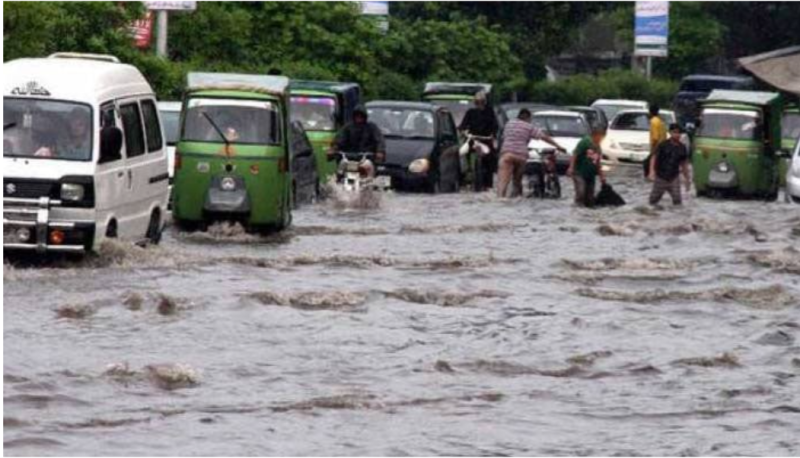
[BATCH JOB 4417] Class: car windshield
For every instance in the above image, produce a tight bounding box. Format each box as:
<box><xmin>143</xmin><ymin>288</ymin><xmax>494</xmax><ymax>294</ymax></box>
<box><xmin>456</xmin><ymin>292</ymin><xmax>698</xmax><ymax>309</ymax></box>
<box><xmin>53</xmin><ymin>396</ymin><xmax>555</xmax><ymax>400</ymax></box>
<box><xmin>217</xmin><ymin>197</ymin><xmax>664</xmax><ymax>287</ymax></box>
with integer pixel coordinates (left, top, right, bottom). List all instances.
<box><xmin>594</xmin><ymin>104</ymin><xmax>640</xmax><ymax>121</ymax></box>
<box><xmin>697</xmin><ymin>111</ymin><xmax>761</xmax><ymax>140</ymax></box>
<box><xmin>160</xmin><ymin>110</ymin><xmax>181</xmax><ymax>146</ymax></box>
<box><xmin>611</xmin><ymin>112</ymin><xmax>650</xmax><ymax>131</ymax></box>
<box><xmin>782</xmin><ymin>112</ymin><xmax>800</xmax><ymax>140</ymax></box>
<box><xmin>4</xmin><ymin>98</ymin><xmax>93</xmax><ymax>161</ymax></box>
<box><xmin>290</xmin><ymin>96</ymin><xmax>336</xmax><ymax>132</ymax></box>
<box><xmin>428</xmin><ymin>100</ymin><xmax>471</xmax><ymax>126</ymax></box>
<box><xmin>533</xmin><ymin>116</ymin><xmax>588</xmax><ymax>137</ymax></box>
<box><xmin>183</xmin><ymin>98</ymin><xmax>280</xmax><ymax>144</ymax></box>
<box><xmin>368</xmin><ymin>108</ymin><xmax>435</xmax><ymax>139</ymax></box>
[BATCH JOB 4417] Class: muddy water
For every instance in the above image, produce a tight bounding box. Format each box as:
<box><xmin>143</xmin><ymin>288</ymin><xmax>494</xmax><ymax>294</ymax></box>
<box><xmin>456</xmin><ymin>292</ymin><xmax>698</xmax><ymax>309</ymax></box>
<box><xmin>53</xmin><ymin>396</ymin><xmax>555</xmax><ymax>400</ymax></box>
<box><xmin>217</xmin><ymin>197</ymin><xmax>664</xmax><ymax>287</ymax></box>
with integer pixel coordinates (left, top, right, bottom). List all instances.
<box><xmin>4</xmin><ymin>166</ymin><xmax>800</xmax><ymax>456</ymax></box>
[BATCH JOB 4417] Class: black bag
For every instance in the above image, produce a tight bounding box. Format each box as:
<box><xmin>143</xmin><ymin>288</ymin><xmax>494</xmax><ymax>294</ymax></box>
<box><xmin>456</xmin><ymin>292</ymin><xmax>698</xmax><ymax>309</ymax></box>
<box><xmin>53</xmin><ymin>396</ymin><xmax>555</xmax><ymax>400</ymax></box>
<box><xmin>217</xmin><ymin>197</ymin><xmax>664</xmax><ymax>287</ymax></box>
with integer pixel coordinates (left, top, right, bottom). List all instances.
<box><xmin>594</xmin><ymin>183</ymin><xmax>626</xmax><ymax>207</ymax></box>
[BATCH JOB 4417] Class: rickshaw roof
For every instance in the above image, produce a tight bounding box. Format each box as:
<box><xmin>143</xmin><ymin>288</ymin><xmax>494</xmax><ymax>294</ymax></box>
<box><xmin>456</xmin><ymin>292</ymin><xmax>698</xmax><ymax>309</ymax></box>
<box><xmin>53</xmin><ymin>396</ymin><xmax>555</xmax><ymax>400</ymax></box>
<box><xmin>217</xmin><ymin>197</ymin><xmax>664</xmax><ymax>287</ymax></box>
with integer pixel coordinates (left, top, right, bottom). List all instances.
<box><xmin>423</xmin><ymin>82</ymin><xmax>492</xmax><ymax>97</ymax></box>
<box><xmin>704</xmin><ymin>90</ymin><xmax>781</xmax><ymax>107</ymax></box>
<box><xmin>290</xmin><ymin>80</ymin><xmax>359</xmax><ymax>95</ymax></box>
<box><xmin>366</xmin><ymin>101</ymin><xmax>439</xmax><ymax>112</ymax></box>
<box><xmin>187</xmin><ymin>72</ymin><xmax>289</xmax><ymax>97</ymax></box>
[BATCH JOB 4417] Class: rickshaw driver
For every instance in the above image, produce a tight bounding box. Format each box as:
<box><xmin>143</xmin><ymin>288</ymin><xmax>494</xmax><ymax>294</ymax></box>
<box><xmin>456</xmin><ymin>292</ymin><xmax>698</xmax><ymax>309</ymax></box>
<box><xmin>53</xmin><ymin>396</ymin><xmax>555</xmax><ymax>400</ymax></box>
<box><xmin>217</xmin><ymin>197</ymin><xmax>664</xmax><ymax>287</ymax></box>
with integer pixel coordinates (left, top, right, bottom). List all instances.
<box><xmin>329</xmin><ymin>105</ymin><xmax>386</xmax><ymax>163</ymax></box>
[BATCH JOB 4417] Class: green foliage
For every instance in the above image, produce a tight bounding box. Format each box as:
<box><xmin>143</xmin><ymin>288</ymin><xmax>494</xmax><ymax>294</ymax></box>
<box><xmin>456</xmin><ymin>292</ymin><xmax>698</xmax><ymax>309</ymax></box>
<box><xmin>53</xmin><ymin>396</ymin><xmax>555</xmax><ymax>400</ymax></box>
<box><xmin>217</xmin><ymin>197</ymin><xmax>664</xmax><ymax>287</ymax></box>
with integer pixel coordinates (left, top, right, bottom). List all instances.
<box><xmin>529</xmin><ymin>69</ymin><xmax>678</xmax><ymax>107</ymax></box>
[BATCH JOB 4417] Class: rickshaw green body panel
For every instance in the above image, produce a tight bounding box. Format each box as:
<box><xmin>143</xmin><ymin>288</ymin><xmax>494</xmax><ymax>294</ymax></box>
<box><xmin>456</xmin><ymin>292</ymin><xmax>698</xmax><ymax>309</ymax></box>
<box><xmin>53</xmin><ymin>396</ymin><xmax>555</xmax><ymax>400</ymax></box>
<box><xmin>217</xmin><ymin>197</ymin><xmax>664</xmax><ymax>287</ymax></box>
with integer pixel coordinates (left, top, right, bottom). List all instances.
<box><xmin>692</xmin><ymin>90</ymin><xmax>784</xmax><ymax>198</ymax></box>
<box><xmin>172</xmin><ymin>78</ymin><xmax>292</xmax><ymax>230</ymax></box>
<box><xmin>290</xmin><ymin>81</ymin><xmax>361</xmax><ymax>185</ymax></box>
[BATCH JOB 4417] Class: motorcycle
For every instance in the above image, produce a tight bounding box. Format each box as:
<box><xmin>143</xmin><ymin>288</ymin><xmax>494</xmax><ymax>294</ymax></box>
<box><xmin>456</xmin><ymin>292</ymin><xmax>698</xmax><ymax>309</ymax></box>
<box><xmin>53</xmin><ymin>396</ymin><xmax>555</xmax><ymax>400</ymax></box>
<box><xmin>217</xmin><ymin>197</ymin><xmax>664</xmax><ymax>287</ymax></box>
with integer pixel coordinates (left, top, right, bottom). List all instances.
<box><xmin>528</xmin><ymin>148</ymin><xmax>562</xmax><ymax>199</ymax></box>
<box><xmin>459</xmin><ymin>133</ymin><xmax>495</xmax><ymax>192</ymax></box>
<box><xmin>335</xmin><ymin>152</ymin><xmax>389</xmax><ymax>193</ymax></box>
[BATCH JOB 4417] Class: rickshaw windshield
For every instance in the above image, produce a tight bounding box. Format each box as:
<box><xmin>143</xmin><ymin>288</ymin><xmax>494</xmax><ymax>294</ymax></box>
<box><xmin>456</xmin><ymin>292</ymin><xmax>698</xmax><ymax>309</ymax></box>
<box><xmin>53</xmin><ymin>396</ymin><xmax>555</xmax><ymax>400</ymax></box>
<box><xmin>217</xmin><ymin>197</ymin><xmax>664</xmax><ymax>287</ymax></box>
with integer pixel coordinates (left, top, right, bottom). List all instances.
<box><xmin>611</xmin><ymin>112</ymin><xmax>650</xmax><ymax>131</ymax></box>
<box><xmin>160</xmin><ymin>110</ymin><xmax>181</xmax><ymax>146</ymax></box>
<box><xmin>4</xmin><ymin>98</ymin><xmax>93</xmax><ymax>161</ymax></box>
<box><xmin>183</xmin><ymin>98</ymin><xmax>280</xmax><ymax>145</ymax></box>
<box><xmin>533</xmin><ymin>116</ymin><xmax>588</xmax><ymax>138</ymax></box>
<box><xmin>369</xmin><ymin>108</ymin><xmax>435</xmax><ymax>139</ymax></box>
<box><xmin>782</xmin><ymin>112</ymin><xmax>800</xmax><ymax>140</ymax></box>
<box><xmin>698</xmin><ymin>109</ymin><xmax>761</xmax><ymax>140</ymax></box>
<box><xmin>290</xmin><ymin>96</ymin><xmax>336</xmax><ymax>132</ymax></box>
<box><xmin>429</xmin><ymin>100</ymin><xmax>471</xmax><ymax>126</ymax></box>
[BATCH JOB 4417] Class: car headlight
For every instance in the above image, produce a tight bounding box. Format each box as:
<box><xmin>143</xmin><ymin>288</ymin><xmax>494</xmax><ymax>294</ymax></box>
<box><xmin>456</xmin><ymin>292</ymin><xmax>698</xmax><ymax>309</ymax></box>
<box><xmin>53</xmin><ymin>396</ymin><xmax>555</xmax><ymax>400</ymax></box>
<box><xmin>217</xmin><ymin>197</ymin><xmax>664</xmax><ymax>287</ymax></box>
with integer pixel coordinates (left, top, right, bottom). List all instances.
<box><xmin>717</xmin><ymin>162</ymin><xmax>730</xmax><ymax>173</ymax></box>
<box><xmin>60</xmin><ymin>183</ymin><xmax>85</xmax><ymax>202</ymax></box>
<box><xmin>408</xmin><ymin>158</ymin><xmax>430</xmax><ymax>174</ymax></box>
<box><xmin>221</xmin><ymin>176</ymin><xmax>237</xmax><ymax>191</ymax></box>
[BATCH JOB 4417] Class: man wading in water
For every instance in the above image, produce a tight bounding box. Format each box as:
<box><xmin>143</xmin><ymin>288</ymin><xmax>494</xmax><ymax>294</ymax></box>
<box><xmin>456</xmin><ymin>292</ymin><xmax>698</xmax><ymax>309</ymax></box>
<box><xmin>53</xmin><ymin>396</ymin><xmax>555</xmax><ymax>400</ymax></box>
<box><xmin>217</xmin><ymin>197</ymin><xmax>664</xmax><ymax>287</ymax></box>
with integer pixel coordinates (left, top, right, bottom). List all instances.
<box><xmin>648</xmin><ymin>123</ymin><xmax>691</xmax><ymax>206</ymax></box>
<box><xmin>567</xmin><ymin>125</ymin><xmax>606</xmax><ymax>207</ymax></box>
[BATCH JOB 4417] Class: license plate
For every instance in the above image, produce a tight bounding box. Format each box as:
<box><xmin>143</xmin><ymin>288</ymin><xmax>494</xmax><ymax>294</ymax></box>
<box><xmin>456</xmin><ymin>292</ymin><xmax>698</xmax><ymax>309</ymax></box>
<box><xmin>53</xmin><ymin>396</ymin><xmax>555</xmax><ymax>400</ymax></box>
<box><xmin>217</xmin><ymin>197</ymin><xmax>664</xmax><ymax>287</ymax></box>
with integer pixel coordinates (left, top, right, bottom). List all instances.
<box><xmin>374</xmin><ymin>176</ymin><xmax>391</xmax><ymax>188</ymax></box>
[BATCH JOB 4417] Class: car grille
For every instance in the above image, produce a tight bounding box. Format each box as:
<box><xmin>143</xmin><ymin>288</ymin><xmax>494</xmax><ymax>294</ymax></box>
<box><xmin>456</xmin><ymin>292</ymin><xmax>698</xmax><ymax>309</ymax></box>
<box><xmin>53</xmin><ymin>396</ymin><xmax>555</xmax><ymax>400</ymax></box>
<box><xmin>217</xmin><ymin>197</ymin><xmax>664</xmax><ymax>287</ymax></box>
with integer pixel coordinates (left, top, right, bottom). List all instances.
<box><xmin>619</xmin><ymin>143</ymin><xmax>649</xmax><ymax>152</ymax></box>
<box><xmin>3</xmin><ymin>179</ymin><xmax>58</xmax><ymax>199</ymax></box>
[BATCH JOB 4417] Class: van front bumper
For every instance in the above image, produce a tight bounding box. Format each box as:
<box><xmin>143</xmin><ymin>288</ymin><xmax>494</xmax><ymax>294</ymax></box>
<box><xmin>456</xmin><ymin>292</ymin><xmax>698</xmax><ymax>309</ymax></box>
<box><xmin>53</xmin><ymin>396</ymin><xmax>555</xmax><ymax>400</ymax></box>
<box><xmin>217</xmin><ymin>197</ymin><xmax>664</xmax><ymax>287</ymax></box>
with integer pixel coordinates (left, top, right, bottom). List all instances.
<box><xmin>787</xmin><ymin>171</ymin><xmax>800</xmax><ymax>203</ymax></box>
<box><xmin>3</xmin><ymin>197</ymin><xmax>95</xmax><ymax>253</ymax></box>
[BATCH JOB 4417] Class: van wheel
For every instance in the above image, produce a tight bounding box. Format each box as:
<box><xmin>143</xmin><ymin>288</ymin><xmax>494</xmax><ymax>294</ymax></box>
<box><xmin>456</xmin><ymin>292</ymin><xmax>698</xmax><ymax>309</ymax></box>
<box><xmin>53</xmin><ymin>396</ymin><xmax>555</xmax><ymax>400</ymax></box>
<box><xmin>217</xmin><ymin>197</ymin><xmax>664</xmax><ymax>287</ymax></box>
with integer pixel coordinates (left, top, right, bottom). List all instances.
<box><xmin>105</xmin><ymin>220</ymin><xmax>118</xmax><ymax>238</ymax></box>
<box><xmin>146</xmin><ymin>210</ymin><xmax>162</xmax><ymax>245</ymax></box>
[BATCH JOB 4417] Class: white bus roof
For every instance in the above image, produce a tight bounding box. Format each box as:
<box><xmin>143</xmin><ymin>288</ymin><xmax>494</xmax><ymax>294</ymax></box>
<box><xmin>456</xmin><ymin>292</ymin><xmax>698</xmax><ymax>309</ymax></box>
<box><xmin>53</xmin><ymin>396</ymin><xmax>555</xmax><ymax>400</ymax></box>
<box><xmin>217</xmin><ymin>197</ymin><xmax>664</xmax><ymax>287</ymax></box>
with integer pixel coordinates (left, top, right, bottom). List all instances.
<box><xmin>4</xmin><ymin>57</ymin><xmax>153</xmax><ymax>105</ymax></box>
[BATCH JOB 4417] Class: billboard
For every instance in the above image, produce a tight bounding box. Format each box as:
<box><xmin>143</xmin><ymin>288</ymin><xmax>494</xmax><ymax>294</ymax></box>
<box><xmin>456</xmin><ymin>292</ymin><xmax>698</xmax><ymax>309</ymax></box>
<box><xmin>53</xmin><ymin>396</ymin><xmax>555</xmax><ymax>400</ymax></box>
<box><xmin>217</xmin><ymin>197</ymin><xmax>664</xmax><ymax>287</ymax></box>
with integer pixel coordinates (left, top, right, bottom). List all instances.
<box><xmin>634</xmin><ymin>1</ymin><xmax>669</xmax><ymax>57</ymax></box>
<box><xmin>360</xmin><ymin>1</ymin><xmax>388</xmax><ymax>33</ymax></box>
<box><xmin>130</xmin><ymin>10</ymin><xmax>154</xmax><ymax>49</ymax></box>
<box><xmin>144</xmin><ymin>1</ymin><xmax>197</xmax><ymax>11</ymax></box>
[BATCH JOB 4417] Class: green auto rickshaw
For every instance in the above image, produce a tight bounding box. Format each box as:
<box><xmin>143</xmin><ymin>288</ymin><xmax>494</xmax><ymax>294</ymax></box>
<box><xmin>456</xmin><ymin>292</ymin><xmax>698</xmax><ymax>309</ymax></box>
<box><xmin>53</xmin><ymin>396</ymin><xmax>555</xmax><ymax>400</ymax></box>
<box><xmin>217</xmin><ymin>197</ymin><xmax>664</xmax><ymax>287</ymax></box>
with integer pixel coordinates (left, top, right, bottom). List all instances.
<box><xmin>692</xmin><ymin>90</ymin><xmax>784</xmax><ymax>200</ymax></box>
<box><xmin>290</xmin><ymin>81</ymin><xmax>361</xmax><ymax>185</ymax></box>
<box><xmin>780</xmin><ymin>104</ymin><xmax>800</xmax><ymax>187</ymax></box>
<box><xmin>172</xmin><ymin>72</ymin><xmax>292</xmax><ymax>232</ymax></box>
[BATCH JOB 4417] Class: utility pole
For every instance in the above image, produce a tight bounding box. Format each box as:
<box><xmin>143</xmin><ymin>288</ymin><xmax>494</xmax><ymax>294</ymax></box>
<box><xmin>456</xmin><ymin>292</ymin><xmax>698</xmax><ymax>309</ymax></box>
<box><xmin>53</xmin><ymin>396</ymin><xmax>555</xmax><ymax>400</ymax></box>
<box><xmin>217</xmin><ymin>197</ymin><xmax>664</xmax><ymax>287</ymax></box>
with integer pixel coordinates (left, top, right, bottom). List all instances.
<box><xmin>156</xmin><ymin>10</ymin><xmax>168</xmax><ymax>58</ymax></box>
<box><xmin>646</xmin><ymin>56</ymin><xmax>652</xmax><ymax>80</ymax></box>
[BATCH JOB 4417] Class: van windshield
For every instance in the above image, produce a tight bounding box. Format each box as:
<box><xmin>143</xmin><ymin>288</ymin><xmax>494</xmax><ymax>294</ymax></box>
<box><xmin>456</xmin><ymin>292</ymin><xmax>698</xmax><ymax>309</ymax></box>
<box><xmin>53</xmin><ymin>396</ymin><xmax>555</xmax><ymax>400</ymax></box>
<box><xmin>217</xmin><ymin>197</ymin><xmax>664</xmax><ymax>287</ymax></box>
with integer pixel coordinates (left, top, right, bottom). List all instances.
<box><xmin>698</xmin><ymin>110</ymin><xmax>761</xmax><ymax>140</ymax></box>
<box><xmin>291</xmin><ymin>96</ymin><xmax>337</xmax><ymax>132</ymax></box>
<box><xmin>782</xmin><ymin>112</ymin><xmax>800</xmax><ymax>140</ymax></box>
<box><xmin>428</xmin><ymin>100</ymin><xmax>471</xmax><ymax>126</ymax></box>
<box><xmin>4</xmin><ymin>98</ymin><xmax>93</xmax><ymax>161</ymax></box>
<box><xmin>183</xmin><ymin>98</ymin><xmax>280</xmax><ymax>145</ymax></box>
<box><xmin>160</xmin><ymin>110</ymin><xmax>181</xmax><ymax>146</ymax></box>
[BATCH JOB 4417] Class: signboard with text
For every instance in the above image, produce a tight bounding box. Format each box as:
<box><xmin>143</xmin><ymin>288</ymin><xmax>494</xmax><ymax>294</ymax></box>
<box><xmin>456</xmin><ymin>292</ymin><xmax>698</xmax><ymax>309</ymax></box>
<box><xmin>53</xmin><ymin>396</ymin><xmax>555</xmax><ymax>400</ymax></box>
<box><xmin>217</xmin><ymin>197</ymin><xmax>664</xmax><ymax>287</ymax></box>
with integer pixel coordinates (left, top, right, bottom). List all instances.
<box><xmin>144</xmin><ymin>1</ymin><xmax>196</xmax><ymax>11</ymax></box>
<box><xmin>634</xmin><ymin>1</ymin><xmax>669</xmax><ymax>57</ymax></box>
<box><xmin>130</xmin><ymin>10</ymin><xmax>154</xmax><ymax>49</ymax></box>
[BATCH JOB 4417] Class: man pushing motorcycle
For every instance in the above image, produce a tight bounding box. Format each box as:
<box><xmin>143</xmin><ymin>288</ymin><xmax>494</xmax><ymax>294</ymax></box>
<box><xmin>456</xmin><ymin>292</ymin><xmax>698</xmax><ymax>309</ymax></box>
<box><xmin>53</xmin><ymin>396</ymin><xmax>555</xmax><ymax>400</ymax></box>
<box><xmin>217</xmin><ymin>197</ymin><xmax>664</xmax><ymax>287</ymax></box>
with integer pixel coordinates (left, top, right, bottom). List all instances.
<box><xmin>458</xmin><ymin>91</ymin><xmax>499</xmax><ymax>191</ymax></box>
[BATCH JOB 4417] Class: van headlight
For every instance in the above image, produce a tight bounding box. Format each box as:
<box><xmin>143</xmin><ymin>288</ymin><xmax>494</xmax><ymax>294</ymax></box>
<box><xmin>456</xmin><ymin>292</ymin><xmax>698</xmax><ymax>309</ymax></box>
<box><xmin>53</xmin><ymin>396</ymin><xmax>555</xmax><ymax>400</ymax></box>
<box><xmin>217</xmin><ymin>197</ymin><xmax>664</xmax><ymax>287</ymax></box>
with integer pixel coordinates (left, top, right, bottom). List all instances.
<box><xmin>221</xmin><ymin>176</ymin><xmax>237</xmax><ymax>191</ymax></box>
<box><xmin>60</xmin><ymin>183</ymin><xmax>85</xmax><ymax>202</ymax></box>
<box><xmin>408</xmin><ymin>158</ymin><xmax>430</xmax><ymax>174</ymax></box>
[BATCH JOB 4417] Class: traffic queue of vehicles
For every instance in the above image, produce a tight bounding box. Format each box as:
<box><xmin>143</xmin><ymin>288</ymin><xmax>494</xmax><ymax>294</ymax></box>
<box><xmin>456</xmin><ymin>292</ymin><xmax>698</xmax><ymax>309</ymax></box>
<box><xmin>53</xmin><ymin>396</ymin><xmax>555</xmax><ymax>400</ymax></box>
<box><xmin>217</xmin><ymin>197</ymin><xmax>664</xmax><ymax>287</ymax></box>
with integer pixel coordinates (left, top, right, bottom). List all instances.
<box><xmin>3</xmin><ymin>54</ymin><xmax>799</xmax><ymax>255</ymax></box>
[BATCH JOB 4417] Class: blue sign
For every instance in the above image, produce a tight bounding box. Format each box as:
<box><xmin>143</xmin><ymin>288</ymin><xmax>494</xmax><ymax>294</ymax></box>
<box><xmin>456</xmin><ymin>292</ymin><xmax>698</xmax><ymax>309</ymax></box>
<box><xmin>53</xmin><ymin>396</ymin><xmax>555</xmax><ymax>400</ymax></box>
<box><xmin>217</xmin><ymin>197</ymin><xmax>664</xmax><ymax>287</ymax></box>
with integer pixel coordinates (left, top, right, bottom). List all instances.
<box><xmin>634</xmin><ymin>1</ymin><xmax>669</xmax><ymax>57</ymax></box>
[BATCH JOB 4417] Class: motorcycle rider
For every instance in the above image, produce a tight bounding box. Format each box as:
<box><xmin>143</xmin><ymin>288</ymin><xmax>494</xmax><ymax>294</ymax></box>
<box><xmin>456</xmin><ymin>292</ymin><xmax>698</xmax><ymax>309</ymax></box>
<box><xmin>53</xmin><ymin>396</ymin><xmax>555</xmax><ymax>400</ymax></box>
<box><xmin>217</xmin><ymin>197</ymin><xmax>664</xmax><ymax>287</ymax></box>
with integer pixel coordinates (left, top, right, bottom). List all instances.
<box><xmin>330</xmin><ymin>105</ymin><xmax>386</xmax><ymax>164</ymax></box>
<box><xmin>458</xmin><ymin>90</ymin><xmax>499</xmax><ymax>191</ymax></box>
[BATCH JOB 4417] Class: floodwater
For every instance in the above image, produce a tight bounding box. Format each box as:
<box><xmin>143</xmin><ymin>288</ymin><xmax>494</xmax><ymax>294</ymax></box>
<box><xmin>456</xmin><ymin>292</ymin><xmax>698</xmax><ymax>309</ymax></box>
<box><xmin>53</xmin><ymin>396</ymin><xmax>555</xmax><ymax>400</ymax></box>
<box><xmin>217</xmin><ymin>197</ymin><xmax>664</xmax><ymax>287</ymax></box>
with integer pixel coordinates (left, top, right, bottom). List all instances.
<box><xmin>4</xmin><ymin>166</ymin><xmax>800</xmax><ymax>456</ymax></box>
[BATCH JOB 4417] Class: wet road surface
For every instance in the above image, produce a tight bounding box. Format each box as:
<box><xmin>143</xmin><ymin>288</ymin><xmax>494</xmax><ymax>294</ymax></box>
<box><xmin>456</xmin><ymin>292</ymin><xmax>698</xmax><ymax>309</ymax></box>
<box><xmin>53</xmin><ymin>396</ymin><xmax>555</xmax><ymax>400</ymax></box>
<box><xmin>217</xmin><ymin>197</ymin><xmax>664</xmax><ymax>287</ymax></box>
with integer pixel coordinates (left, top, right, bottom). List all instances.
<box><xmin>4</xmin><ymin>166</ymin><xmax>800</xmax><ymax>456</ymax></box>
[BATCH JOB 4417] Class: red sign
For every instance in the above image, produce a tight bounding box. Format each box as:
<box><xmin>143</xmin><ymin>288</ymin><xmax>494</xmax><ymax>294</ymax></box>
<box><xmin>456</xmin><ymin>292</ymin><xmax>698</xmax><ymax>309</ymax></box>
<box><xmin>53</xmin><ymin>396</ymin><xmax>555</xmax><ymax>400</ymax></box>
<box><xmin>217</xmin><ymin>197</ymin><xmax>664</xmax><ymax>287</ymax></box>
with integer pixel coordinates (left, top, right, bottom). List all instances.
<box><xmin>130</xmin><ymin>11</ymin><xmax>154</xmax><ymax>49</ymax></box>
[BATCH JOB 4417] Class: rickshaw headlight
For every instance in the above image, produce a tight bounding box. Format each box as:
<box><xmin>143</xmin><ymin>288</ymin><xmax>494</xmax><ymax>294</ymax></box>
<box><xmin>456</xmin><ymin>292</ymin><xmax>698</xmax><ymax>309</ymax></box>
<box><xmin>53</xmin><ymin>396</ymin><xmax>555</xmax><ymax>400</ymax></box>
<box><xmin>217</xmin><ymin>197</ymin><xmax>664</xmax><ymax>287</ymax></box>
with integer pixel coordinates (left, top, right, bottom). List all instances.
<box><xmin>408</xmin><ymin>158</ymin><xmax>430</xmax><ymax>174</ymax></box>
<box><xmin>717</xmin><ymin>162</ymin><xmax>730</xmax><ymax>173</ymax></box>
<box><xmin>220</xmin><ymin>176</ymin><xmax>237</xmax><ymax>191</ymax></box>
<box><xmin>60</xmin><ymin>183</ymin><xmax>85</xmax><ymax>202</ymax></box>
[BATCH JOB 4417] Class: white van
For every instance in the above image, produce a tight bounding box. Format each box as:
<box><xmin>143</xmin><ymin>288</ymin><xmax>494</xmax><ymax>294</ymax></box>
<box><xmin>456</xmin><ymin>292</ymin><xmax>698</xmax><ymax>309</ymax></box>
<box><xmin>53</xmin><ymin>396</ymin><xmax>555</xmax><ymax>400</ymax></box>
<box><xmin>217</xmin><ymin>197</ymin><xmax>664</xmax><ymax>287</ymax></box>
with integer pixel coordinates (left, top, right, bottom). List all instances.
<box><xmin>3</xmin><ymin>53</ymin><xmax>169</xmax><ymax>253</ymax></box>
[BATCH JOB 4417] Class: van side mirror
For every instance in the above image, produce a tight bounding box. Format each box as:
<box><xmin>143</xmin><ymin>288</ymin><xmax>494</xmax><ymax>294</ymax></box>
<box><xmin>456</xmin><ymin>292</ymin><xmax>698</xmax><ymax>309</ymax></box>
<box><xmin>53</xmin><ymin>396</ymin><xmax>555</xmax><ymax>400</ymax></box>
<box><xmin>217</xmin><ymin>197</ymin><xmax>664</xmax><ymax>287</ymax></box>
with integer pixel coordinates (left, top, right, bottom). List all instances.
<box><xmin>99</xmin><ymin>126</ymin><xmax>123</xmax><ymax>164</ymax></box>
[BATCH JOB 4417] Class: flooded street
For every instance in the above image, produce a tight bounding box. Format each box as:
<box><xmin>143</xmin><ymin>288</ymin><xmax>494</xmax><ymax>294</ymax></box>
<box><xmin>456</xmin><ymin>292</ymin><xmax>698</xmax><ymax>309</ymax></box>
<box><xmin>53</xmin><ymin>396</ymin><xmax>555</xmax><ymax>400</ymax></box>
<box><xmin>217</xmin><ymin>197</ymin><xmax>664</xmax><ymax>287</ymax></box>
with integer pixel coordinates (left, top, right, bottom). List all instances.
<box><xmin>4</xmin><ymin>166</ymin><xmax>800</xmax><ymax>456</ymax></box>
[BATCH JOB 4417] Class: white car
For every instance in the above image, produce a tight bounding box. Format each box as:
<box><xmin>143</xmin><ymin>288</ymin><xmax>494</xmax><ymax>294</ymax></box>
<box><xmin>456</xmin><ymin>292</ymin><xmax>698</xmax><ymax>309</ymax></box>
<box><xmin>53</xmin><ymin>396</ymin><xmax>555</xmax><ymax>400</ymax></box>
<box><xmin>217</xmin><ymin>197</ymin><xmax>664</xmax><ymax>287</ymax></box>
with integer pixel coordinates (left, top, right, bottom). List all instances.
<box><xmin>787</xmin><ymin>135</ymin><xmax>800</xmax><ymax>203</ymax></box>
<box><xmin>601</xmin><ymin>109</ymin><xmax>680</xmax><ymax>163</ymax></box>
<box><xmin>527</xmin><ymin>110</ymin><xmax>590</xmax><ymax>173</ymax></box>
<box><xmin>591</xmin><ymin>99</ymin><xmax>648</xmax><ymax>123</ymax></box>
<box><xmin>4</xmin><ymin>53</ymin><xmax>169</xmax><ymax>253</ymax></box>
<box><xmin>157</xmin><ymin>101</ymin><xmax>181</xmax><ymax>185</ymax></box>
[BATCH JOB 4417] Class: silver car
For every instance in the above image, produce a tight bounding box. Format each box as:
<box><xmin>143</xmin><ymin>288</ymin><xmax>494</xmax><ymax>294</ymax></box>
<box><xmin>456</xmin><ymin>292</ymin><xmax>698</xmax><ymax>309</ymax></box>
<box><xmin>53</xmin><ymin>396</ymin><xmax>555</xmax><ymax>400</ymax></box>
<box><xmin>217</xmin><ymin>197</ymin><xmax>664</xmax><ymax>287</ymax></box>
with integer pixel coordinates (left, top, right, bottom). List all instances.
<box><xmin>787</xmin><ymin>135</ymin><xmax>800</xmax><ymax>203</ymax></box>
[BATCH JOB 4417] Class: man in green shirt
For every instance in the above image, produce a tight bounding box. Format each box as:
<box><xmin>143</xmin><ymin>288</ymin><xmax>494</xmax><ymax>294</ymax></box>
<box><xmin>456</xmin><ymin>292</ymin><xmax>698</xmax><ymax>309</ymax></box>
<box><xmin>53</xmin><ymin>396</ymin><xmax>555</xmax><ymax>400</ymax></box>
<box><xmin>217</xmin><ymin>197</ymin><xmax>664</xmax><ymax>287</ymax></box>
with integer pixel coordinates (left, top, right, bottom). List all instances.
<box><xmin>567</xmin><ymin>125</ymin><xmax>606</xmax><ymax>207</ymax></box>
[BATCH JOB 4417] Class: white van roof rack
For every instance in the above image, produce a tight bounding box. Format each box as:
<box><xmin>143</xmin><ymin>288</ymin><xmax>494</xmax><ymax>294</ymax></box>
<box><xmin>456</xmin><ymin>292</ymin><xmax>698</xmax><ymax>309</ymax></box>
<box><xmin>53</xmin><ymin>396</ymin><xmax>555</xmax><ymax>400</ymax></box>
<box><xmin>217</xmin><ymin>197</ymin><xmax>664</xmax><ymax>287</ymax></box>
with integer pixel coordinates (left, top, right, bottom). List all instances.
<box><xmin>48</xmin><ymin>52</ymin><xmax>121</xmax><ymax>63</ymax></box>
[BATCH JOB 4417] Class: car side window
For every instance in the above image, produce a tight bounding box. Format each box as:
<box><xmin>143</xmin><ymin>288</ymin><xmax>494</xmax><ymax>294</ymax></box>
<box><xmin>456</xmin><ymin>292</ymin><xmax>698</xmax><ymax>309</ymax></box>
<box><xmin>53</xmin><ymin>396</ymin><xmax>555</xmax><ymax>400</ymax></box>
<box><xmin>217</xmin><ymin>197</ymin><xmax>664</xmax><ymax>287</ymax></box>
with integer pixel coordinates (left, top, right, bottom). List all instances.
<box><xmin>140</xmin><ymin>99</ymin><xmax>164</xmax><ymax>153</ymax></box>
<box><xmin>120</xmin><ymin>103</ymin><xmax>145</xmax><ymax>158</ymax></box>
<box><xmin>440</xmin><ymin>112</ymin><xmax>455</xmax><ymax>139</ymax></box>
